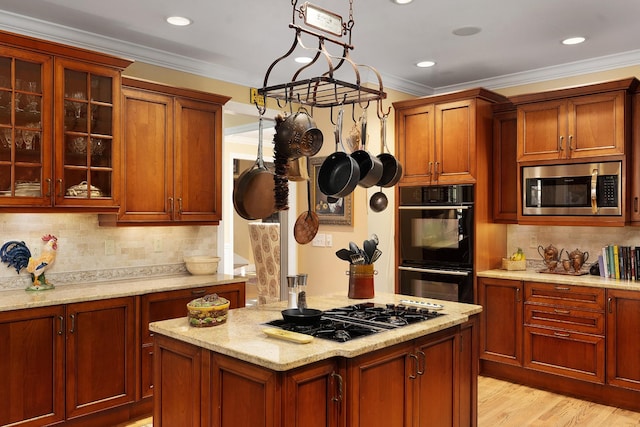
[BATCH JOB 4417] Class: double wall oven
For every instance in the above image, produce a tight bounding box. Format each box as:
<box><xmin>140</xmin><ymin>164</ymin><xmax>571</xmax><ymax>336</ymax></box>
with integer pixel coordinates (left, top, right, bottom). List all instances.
<box><xmin>397</xmin><ymin>185</ymin><xmax>474</xmax><ymax>303</ymax></box>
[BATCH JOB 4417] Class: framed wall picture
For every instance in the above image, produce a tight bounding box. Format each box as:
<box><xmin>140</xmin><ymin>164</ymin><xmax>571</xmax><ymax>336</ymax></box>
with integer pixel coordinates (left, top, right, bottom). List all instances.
<box><xmin>309</xmin><ymin>156</ymin><xmax>353</xmax><ymax>226</ymax></box>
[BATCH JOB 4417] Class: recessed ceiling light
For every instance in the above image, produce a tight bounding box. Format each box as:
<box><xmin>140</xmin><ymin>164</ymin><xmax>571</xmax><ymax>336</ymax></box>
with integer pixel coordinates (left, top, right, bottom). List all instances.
<box><xmin>294</xmin><ymin>56</ymin><xmax>313</xmax><ymax>64</ymax></box>
<box><xmin>391</xmin><ymin>0</ymin><xmax>413</xmax><ymax>4</ymax></box>
<box><xmin>166</xmin><ymin>16</ymin><xmax>192</xmax><ymax>26</ymax></box>
<box><xmin>562</xmin><ymin>36</ymin><xmax>586</xmax><ymax>45</ymax></box>
<box><xmin>416</xmin><ymin>61</ymin><xmax>436</xmax><ymax>68</ymax></box>
<box><xmin>452</xmin><ymin>26</ymin><xmax>482</xmax><ymax>37</ymax></box>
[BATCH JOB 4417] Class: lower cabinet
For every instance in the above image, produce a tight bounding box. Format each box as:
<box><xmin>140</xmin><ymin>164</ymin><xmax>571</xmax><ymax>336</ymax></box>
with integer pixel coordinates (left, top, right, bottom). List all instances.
<box><xmin>153</xmin><ymin>318</ymin><xmax>478</xmax><ymax>427</ymax></box>
<box><xmin>606</xmin><ymin>289</ymin><xmax>640</xmax><ymax>391</ymax></box>
<box><xmin>0</xmin><ymin>297</ymin><xmax>135</xmax><ymax>426</ymax></box>
<box><xmin>139</xmin><ymin>282</ymin><xmax>245</xmax><ymax>399</ymax></box>
<box><xmin>479</xmin><ymin>277</ymin><xmax>640</xmax><ymax>412</ymax></box>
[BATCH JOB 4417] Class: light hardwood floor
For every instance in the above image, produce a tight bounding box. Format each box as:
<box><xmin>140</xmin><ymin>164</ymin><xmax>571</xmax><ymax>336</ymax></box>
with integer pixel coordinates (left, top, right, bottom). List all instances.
<box><xmin>478</xmin><ymin>376</ymin><xmax>640</xmax><ymax>426</ymax></box>
<box><xmin>122</xmin><ymin>376</ymin><xmax>640</xmax><ymax>426</ymax></box>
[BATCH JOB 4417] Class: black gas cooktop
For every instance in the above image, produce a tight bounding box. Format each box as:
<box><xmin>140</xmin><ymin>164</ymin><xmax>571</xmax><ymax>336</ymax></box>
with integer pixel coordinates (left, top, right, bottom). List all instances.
<box><xmin>264</xmin><ymin>302</ymin><xmax>445</xmax><ymax>343</ymax></box>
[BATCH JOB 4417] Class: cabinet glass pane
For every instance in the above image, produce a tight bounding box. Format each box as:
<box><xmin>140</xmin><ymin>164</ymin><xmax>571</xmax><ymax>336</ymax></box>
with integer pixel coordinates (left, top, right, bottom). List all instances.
<box><xmin>0</xmin><ymin>57</ymin><xmax>10</xmax><ymax>88</ymax></box>
<box><xmin>90</xmin><ymin>75</ymin><xmax>112</xmax><ymax>103</ymax></box>
<box><xmin>65</xmin><ymin>135</ymin><xmax>89</xmax><ymax>167</ymax></box>
<box><xmin>91</xmin><ymin>170</ymin><xmax>111</xmax><ymax>198</ymax></box>
<box><xmin>0</xmin><ymin>89</ymin><xmax>10</xmax><ymax>124</ymax></box>
<box><xmin>0</xmin><ymin>164</ymin><xmax>10</xmax><ymax>194</ymax></box>
<box><xmin>90</xmin><ymin>137</ymin><xmax>111</xmax><ymax>167</ymax></box>
<box><xmin>15</xmin><ymin>166</ymin><xmax>42</xmax><ymax>196</ymax></box>
<box><xmin>91</xmin><ymin>104</ymin><xmax>112</xmax><ymax>136</ymax></box>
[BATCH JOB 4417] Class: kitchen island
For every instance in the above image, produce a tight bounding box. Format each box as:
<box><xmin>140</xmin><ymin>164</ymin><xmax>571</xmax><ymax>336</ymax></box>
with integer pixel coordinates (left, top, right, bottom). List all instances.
<box><xmin>149</xmin><ymin>293</ymin><xmax>482</xmax><ymax>427</ymax></box>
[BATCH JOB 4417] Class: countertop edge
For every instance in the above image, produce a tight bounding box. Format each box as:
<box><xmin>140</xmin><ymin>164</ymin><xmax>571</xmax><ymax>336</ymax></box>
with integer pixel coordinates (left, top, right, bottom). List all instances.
<box><xmin>0</xmin><ymin>274</ymin><xmax>246</xmax><ymax>312</ymax></box>
<box><xmin>477</xmin><ymin>269</ymin><xmax>640</xmax><ymax>291</ymax></box>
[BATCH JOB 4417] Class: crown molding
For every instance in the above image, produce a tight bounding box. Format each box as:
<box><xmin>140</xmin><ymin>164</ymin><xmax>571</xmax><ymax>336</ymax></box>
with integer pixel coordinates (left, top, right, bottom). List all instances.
<box><xmin>1</xmin><ymin>10</ymin><xmax>639</xmax><ymax>98</ymax></box>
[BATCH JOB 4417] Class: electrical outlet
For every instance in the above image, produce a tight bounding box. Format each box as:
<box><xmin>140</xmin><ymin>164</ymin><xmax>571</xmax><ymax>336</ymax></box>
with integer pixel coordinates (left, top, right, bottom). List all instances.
<box><xmin>325</xmin><ymin>234</ymin><xmax>333</xmax><ymax>247</ymax></box>
<box><xmin>153</xmin><ymin>238</ymin><xmax>162</xmax><ymax>252</ymax></box>
<box><xmin>529</xmin><ymin>235</ymin><xmax>537</xmax><ymax>249</ymax></box>
<box><xmin>105</xmin><ymin>240</ymin><xmax>115</xmax><ymax>256</ymax></box>
<box><xmin>312</xmin><ymin>233</ymin><xmax>325</xmax><ymax>247</ymax></box>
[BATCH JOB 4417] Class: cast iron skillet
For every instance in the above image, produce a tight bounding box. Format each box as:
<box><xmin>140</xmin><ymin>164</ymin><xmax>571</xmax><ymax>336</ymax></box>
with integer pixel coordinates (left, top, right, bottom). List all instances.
<box><xmin>281</xmin><ymin>308</ymin><xmax>324</xmax><ymax>325</ymax></box>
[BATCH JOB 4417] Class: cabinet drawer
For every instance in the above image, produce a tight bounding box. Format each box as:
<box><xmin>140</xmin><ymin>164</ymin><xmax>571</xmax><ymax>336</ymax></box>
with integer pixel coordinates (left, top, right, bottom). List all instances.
<box><xmin>525</xmin><ymin>282</ymin><xmax>605</xmax><ymax>310</ymax></box>
<box><xmin>525</xmin><ymin>304</ymin><xmax>604</xmax><ymax>335</ymax></box>
<box><xmin>524</xmin><ymin>325</ymin><xmax>604</xmax><ymax>383</ymax></box>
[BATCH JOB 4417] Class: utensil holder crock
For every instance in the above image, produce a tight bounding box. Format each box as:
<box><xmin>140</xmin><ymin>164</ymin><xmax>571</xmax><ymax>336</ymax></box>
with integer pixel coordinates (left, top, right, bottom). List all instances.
<box><xmin>348</xmin><ymin>264</ymin><xmax>376</xmax><ymax>299</ymax></box>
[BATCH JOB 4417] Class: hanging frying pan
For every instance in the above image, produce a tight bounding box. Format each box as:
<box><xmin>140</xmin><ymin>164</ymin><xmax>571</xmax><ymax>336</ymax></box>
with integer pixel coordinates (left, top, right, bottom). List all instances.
<box><xmin>376</xmin><ymin>114</ymin><xmax>403</xmax><ymax>187</ymax></box>
<box><xmin>233</xmin><ymin>116</ymin><xmax>276</xmax><ymax>220</ymax></box>
<box><xmin>318</xmin><ymin>107</ymin><xmax>360</xmax><ymax>198</ymax></box>
<box><xmin>350</xmin><ymin>111</ymin><xmax>383</xmax><ymax>188</ymax></box>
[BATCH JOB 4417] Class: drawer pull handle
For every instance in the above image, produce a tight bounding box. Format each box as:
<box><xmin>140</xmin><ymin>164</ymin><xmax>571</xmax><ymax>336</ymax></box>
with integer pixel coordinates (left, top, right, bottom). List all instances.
<box><xmin>608</xmin><ymin>297</ymin><xmax>612</xmax><ymax>313</ymax></box>
<box><xmin>554</xmin><ymin>286</ymin><xmax>570</xmax><ymax>291</ymax></box>
<box><xmin>553</xmin><ymin>309</ymin><xmax>571</xmax><ymax>314</ymax></box>
<box><xmin>191</xmin><ymin>289</ymin><xmax>207</xmax><ymax>295</ymax></box>
<box><xmin>553</xmin><ymin>332</ymin><xmax>570</xmax><ymax>338</ymax></box>
<box><xmin>331</xmin><ymin>372</ymin><xmax>343</xmax><ymax>402</ymax></box>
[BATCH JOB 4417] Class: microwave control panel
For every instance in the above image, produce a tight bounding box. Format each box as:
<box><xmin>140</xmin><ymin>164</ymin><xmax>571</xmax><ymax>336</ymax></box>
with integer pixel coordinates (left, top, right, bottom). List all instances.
<box><xmin>598</xmin><ymin>175</ymin><xmax>618</xmax><ymax>207</ymax></box>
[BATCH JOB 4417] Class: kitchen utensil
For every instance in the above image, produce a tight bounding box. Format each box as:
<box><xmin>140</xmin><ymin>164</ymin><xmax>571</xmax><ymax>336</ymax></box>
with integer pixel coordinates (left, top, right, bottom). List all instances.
<box><xmin>370</xmin><ymin>234</ymin><xmax>379</xmax><ymax>245</ymax></box>
<box><xmin>370</xmin><ymin>248</ymin><xmax>382</xmax><ymax>263</ymax></box>
<box><xmin>184</xmin><ymin>256</ymin><xmax>220</xmax><ymax>275</ymax></box>
<box><xmin>349</xmin><ymin>241</ymin><xmax>360</xmax><ymax>255</ymax></box>
<box><xmin>336</xmin><ymin>248</ymin><xmax>353</xmax><ymax>262</ymax></box>
<box><xmin>369</xmin><ymin>188</ymin><xmax>388</xmax><ymax>212</ymax></box>
<box><xmin>376</xmin><ymin>114</ymin><xmax>403</xmax><ymax>187</ymax></box>
<box><xmin>350</xmin><ymin>111</ymin><xmax>383</xmax><ymax>188</ymax></box>
<box><xmin>293</xmin><ymin>163</ymin><xmax>319</xmax><ymax>244</ymax></box>
<box><xmin>233</xmin><ymin>115</ymin><xmax>276</xmax><ymax>220</ymax></box>
<box><xmin>350</xmin><ymin>253</ymin><xmax>365</xmax><ymax>265</ymax></box>
<box><xmin>363</xmin><ymin>239</ymin><xmax>375</xmax><ymax>264</ymax></box>
<box><xmin>281</xmin><ymin>308</ymin><xmax>323</xmax><ymax>326</ymax></box>
<box><xmin>263</xmin><ymin>328</ymin><xmax>313</xmax><ymax>344</ymax></box>
<box><xmin>317</xmin><ymin>107</ymin><xmax>360</xmax><ymax>198</ymax></box>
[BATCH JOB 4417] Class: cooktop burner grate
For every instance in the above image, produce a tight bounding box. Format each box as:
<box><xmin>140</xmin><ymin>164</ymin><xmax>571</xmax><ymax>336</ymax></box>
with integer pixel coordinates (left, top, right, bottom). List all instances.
<box><xmin>264</xmin><ymin>302</ymin><xmax>445</xmax><ymax>343</ymax></box>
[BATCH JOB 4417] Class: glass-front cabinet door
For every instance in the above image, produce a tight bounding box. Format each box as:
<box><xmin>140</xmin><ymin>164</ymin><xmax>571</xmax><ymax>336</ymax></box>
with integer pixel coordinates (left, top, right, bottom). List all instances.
<box><xmin>54</xmin><ymin>58</ymin><xmax>121</xmax><ymax>208</ymax></box>
<box><xmin>0</xmin><ymin>47</ymin><xmax>53</xmax><ymax>206</ymax></box>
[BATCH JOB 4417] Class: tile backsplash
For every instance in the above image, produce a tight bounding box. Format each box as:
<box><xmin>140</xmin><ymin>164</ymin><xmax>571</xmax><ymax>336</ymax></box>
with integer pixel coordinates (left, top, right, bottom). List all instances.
<box><xmin>0</xmin><ymin>214</ymin><xmax>217</xmax><ymax>290</ymax></box>
<box><xmin>507</xmin><ymin>224</ymin><xmax>640</xmax><ymax>271</ymax></box>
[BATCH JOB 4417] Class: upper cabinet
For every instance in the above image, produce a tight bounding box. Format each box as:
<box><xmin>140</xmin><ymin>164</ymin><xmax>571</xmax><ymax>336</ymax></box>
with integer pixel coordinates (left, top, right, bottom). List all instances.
<box><xmin>511</xmin><ymin>78</ymin><xmax>637</xmax><ymax>163</ymax></box>
<box><xmin>0</xmin><ymin>30</ymin><xmax>132</xmax><ymax>211</ymax></box>
<box><xmin>631</xmin><ymin>88</ymin><xmax>640</xmax><ymax>225</ymax></box>
<box><xmin>101</xmin><ymin>78</ymin><xmax>230</xmax><ymax>225</ymax></box>
<box><xmin>393</xmin><ymin>88</ymin><xmax>508</xmax><ymax>186</ymax></box>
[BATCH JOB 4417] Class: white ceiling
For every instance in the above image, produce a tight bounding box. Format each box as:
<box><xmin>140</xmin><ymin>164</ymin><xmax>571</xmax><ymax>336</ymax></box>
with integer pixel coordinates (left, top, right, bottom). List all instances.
<box><xmin>0</xmin><ymin>0</ymin><xmax>639</xmax><ymax>97</ymax></box>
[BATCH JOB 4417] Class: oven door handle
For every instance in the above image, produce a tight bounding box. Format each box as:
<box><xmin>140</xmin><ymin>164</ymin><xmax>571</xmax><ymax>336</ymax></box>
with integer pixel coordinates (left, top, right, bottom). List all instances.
<box><xmin>398</xmin><ymin>266</ymin><xmax>470</xmax><ymax>276</ymax></box>
<box><xmin>591</xmin><ymin>168</ymin><xmax>598</xmax><ymax>214</ymax></box>
<box><xmin>398</xmin><ymin>205</ymin><xmax>470</xmax><ymax>210</ymax></box>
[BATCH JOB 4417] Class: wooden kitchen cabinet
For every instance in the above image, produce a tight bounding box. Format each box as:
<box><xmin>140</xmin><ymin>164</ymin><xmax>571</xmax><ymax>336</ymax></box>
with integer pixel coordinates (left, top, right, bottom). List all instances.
<box><xmin>0</xmin><ymin>30</ymin><xmax>131</xmax><ymax>211</ymax></box>
<box><xmin>630</xmin><ymin>89</ymin><xmax>640</xmax><ymax>224</ymax></box>
<box><xmin>606</xmin><ymin>288</ymin><xmax>640</xmax><ymax>391</ymax></box>
<box><xmin>139</xmin><ymin>282</ymin><xmax>245</xmax><ymax>399</ymax></box>
<box><xmin>153</xmin><ymin>319</ymin><xmax>478</xmax><ymax>427</ymax></box>
<box><xmin>65</xmin><ymin>296</ymin><xmax>136</xmax><ymax>419</ymax></box>
<box><xmin>478</xmin><ymin>277</ymin><xmax>523</xmax><ymax>366</ymax></box>
<box><xmin>347</xmin><ymin>322</ymin><xmax>476</xmax><ymax>427</ymax></box>
<box><xmin>106</xmin><ymin>78</ymin><xmax>230</xmax><ymax>225</ymax></box>
<box><xmin>0</xmin><ymin>305</ymin><xmax>65</xmax><ymax>427</ymax></box>
<box><xmin>513</xmin><ymin>78</ymin><xmax>637</xmax><ymax>163</ymax></box>
<box><xmin>0</xmin><ymin>296</ymin><xmax>135</xmax><ymax>426</ymax></box>
<box><xmin>394</xmin><ymin>88</ymin><xmax>507</xmax><ymax>186</ymax></box>
<box><xmin>492</xmin><ymin>106</ymin><xmax>518</xmax><ymax>223</ymax></box>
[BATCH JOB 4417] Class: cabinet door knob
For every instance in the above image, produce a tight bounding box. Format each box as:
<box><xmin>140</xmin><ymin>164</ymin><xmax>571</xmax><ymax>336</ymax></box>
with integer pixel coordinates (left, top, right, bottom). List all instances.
<box><xmin>330</xmin><ymin>372</ymin><xmax>343</xmax><ymax>402</ymax></box>
<box><xmin>57</xmin><ymin>178</ymin><xmax>64</xmax><ymax>197</ymax></box>
<box><xmin>416</xmin><ymin>350</ymin><xmax>426</xmax><ymax>376</ymax></box>
<box><xmin>45</xmin><ymin>178</ymin><xmax>52</xmax><ymax>197</ymax></box>
<box><xmin>168</xmin><ymin>197</ymin><xmax>174</xmax><ymax>213</ymax></box>
<box><xmin>568</xmin><ymin>135</ymin><xmax>574</xmax><ymax>151</ymax></box>
<box><xmin>409</xmin><ymin>353</ymin><xmax>419</xmax><ymax>379</ymax></box>
<box><xmin>559</xmin><ymin>135</ymin><xmax>564</xmax><ymax>151</ymax></box>
<box><xmin>69</xmin><ymin>313</ymin><xmax>75</xmax><ymax>334</ymax></box>
<box><xmin>57</xmin><ymin>315</ymin><xmax>64</xmax><ymax>335</ymax></box>
<box><xmin>427</xmin><ymin>162</ymin><xmax>433</xmax><ymax>177</ymax></box>
<box><xmin>177</xmin><ymin>198</ymin><xmax>183</xmax><ymax>214</ymax></box>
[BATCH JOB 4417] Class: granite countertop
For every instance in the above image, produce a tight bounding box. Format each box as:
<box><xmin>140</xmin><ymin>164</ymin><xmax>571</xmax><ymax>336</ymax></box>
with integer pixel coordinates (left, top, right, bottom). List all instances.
<box><xmin>0</xmin><ymin>274</ymin><xmax>244</xmax><ymax>312</ymax></box>
<box><xmin>478</xmin><ymin>269</ymin><xmax>640</xmax><ymax>291</ymax></box>
<box><xmin>149</xmin><ymin>293</ymin><xmax>482</xmax><ymax>372</ymax></box>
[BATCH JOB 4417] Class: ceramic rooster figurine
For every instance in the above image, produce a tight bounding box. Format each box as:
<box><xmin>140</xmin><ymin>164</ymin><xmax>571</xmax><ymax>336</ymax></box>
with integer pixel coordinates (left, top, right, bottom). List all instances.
<box><xmin>1</xmin><ymin>234</ymin><xmax>58</xmax><ymax>291</ymax></box>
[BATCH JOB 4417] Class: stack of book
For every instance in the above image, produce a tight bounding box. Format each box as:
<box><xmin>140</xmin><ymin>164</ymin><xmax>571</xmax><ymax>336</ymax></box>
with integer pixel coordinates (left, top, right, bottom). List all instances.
<box><xmin>599</xmin><ymin>245</ymin><xmax>639</xmax><ymax>280</ymax></box>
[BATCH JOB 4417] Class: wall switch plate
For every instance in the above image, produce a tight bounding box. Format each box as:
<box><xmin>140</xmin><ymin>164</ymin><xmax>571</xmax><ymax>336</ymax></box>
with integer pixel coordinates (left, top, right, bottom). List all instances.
<box><xmin>325</xmin><ymin>234</ymin><xmax>333</xmax><ymax>247</ymax></box>
<box><xmin>312</xmin><ymin>233</ymin><xmax>325</xmax><ymax>247</ymax></box>
<box><xmin>529</xmin><ymin>235</ymin><xmax>538</xmax><ymax>249</ymax></box>
<box><xmin>153</xmin><ymin>238</ymin><xmax>162</xmax><ymax>252</ymax></box>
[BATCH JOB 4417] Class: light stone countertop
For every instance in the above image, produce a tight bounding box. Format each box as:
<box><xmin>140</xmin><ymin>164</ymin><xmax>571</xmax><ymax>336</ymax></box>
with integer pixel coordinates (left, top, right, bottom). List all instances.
<box><xmin>149</xmin><ymin>293</ymin><xmax>482</xmax><ymax>372</ymax></box>
<box><xmin>0</xmin><ymin>274</ymin><xmax>244</xmax><ymax>312</ymax></box>
<box><xmin>478</xmin><ymin>269</ymin><xmax>640</xmax><ymax>291</ymax></box>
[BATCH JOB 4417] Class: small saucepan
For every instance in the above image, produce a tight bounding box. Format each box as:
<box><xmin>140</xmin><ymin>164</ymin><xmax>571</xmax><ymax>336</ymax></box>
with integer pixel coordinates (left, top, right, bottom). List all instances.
<box><xmin>318</xmin><ymin>107</ymin><xmax>360</xmax><ymax>198</ymax></box>
<box><xmin>281</xmin><ymin>308</ymin><xmax>324</xmax><ymax>325</ymax></box>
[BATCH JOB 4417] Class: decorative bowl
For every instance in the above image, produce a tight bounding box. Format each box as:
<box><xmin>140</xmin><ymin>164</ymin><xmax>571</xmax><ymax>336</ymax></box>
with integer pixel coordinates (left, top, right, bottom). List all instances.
<box><xmin>187</xmin><ymin>294</ymin><xmax>229</xmax><ymax>327</ymax></box>
<box><xmin>184</xmin><ymin>256</ymin><xmax>220</xmax><ymax>275</ymax></box>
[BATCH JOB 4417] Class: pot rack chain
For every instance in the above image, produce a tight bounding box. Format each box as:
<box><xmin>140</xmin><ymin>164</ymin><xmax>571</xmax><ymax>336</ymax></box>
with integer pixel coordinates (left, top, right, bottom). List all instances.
<box><xmin>258</xmin><ymin>0</ymin><xmax>388</xmax><ymax>112</ymax></box>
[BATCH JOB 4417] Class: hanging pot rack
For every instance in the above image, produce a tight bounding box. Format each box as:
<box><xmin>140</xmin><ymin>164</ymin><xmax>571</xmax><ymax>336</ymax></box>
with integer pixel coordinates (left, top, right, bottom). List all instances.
<box><xmin>257</xmin><ymin>0</ymin><xmax>388</xmax><ymax>113</ymax></box>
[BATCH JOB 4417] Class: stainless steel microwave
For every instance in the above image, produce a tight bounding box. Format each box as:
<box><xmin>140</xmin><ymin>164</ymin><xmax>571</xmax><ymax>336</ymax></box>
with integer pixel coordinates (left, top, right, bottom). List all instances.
<box><xmin>522</xmin><ymin>161</ymin><xmax>621</xmax><ymax>216</ymax></box>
